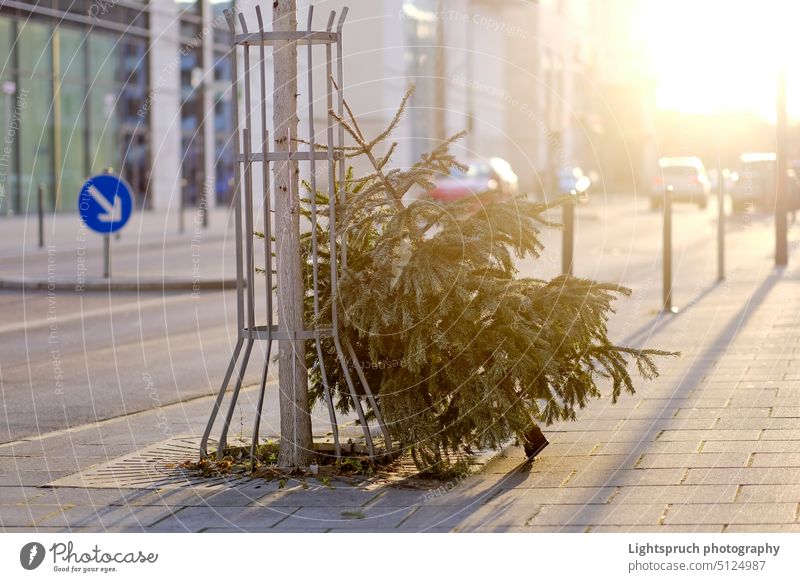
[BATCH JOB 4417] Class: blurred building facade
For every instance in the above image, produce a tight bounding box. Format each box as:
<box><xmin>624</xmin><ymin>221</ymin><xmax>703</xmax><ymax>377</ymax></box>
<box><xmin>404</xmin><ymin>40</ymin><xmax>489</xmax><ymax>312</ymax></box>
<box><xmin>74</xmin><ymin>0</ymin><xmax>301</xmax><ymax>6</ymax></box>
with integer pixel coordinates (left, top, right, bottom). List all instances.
<box><xmin>0</xmin><ymin>0</ymin><xmax>654</xmax><ymax>218</ymax></box>
<box><xmin>0</xmin><ymin>0</ymin><xmax>235</xmax><ymax>216</ymax></box>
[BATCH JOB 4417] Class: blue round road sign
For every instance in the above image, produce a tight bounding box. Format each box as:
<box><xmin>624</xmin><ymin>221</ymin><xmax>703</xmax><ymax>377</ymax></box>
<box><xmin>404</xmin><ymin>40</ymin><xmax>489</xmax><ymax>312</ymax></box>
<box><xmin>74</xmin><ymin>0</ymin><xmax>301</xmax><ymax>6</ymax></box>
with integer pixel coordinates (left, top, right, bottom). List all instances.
<box><xmin>78</xmin><ymin>174</ymin><xmax>133</xmax><ymax>234</ymax></box>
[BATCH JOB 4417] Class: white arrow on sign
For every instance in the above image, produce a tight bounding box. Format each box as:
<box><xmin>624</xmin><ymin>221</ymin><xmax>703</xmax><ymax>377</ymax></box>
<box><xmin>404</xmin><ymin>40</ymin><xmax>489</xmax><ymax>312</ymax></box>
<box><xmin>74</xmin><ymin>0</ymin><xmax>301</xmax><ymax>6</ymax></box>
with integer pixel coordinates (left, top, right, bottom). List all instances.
<box><xmin>88</xmin><ymin>184</ymin><xmax>122</xmax><ymax>223</ymax></box>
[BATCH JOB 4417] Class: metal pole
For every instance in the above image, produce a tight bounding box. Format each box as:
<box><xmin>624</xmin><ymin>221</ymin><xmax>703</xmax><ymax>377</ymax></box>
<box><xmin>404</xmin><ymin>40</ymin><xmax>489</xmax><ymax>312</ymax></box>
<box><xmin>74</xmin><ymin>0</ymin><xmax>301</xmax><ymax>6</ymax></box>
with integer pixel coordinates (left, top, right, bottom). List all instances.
<box><xmin>179</xmin><ymin>178</ymin><xmax>186</xmax><ymax>235</ymax></box>
<box><xmin>663</xmin><ymin>186</ymin><xmax>673</xmax><ymax>312</ymax></box>
<box><xmin>103</xmin><ymin>235</ymin><xmax>110</xmax><ymax>278</ymax></box>
<box><xmin>717</xmin><ymin>167</ymin><xmax>725</xmax><ymax>281</ymax></box>
<box><xmin>776</xmin><ymin>66</ymin><xmax>788</xmax><ymax>267</ymax></box>
<box><xmin>562</xmin><ymin>198</ymin><xmax>574</xmax><ymax>276</ymax></box>
<box><xmin>37</xmin><ymin>183</ymin><xmax>44</xmax><ymax>249</ymax></box>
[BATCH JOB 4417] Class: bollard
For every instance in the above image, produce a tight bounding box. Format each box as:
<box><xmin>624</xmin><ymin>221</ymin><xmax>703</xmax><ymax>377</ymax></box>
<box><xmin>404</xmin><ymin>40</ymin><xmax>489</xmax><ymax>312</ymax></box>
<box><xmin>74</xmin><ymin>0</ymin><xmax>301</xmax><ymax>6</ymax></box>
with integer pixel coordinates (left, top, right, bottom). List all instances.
<box><xmin>37</xmin><ymin>183</ymin><xmax>44</xmax><ymax>249</ymax></box>
<box><xmin>561</xmin><ymin>198</ymin><xmax>575</xmax><ymax>276</ymax></box>
<box><xmin>103</xmin><ymin>235</ymin><xmax>111</xmax><ymax>278</ymax></box>
<box><xmin>562</xmin><ymin>176</ymin><xmax>590</xmax><ymax>276</ymax></box>
<box><xmin>717</xmin><ymin>169</ymin><xmax>725</xmax><ymax>281</ymax></box>
<box><xmin>663</xmin><ymin>186</ymin><xmax>674</xmax><ymax>313</ymax></box>
<box><xmin>180</xmin><ymin>177</ymin><xmax>187</xmax><ymax>235</ymax></box>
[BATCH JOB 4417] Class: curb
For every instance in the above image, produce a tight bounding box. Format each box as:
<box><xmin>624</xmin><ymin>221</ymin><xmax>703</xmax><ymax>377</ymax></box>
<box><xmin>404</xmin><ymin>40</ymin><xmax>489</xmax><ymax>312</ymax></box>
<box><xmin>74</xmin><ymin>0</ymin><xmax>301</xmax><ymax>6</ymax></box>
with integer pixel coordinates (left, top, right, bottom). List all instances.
<box><xmin>0</xmin><ymin>276</ymin><xmax>240</xmax><ymax>292</ymax></box>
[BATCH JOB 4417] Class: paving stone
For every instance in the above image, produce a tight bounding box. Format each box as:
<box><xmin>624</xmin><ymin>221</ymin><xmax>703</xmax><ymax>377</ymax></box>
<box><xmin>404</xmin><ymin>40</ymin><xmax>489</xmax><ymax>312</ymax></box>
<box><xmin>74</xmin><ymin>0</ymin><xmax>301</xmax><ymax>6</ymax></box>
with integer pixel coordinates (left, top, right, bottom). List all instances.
<box><xmin>684</xmin><ymin>467</ymin><xmax>800</xmax><ymax>485</ymax></box>
<box><xmin>635</xmin><ymin>453</ymin><xmax>750</xmax><ymax>469</ymax></box>
<box><xmin>701</xmin><ymin>441</ymin><xmax>800</xmax><ymax>454</ymax></box>
<box><xmin>150</xmin><ymin>506</ymin><xmax>299</xmax><ymax>532</ymax></box>
<box><xmin>526</xmin><ymin>503</ymin><xmax>666</xmax><ymax>527</ymax></box>
<box><xmin>524</xmin><ymin>455</ymin><xmax>638</xmax><ymax>473</ymax></box>
<box><xmin>594</xmin><ymin>441</ymin><xmax>702</xmax><ymax>455</ymax></box>
<box><xmin>56</xmin><ymin>505</ymin><xmax>182</xmax><ymax>530</ymax></box>
<box><xmin>566</xmin><ymin>468</ymin><xmax>686</xmax><ymax>488</ymax></box>
<box><xmin>397</xmin><ymin>505</ymin><xmax>485</xmax><ymax>531</ymax></box>
<box><xmin>250</xmin><ymin>487</ymin><xmax>382</xmax><ymax>508</ymax></box>
<box><xmin>737</xmin><ymin>484</ymin><xmax>800</xmax><ymax>503</ymax></box>
<box><xmin>274</xmin><ymin>506</ymin><xmax>414</xmax><ymax>530</ymax></box>
<box><xmin>664</xmin><ymin>502</ymin><xmax>797</xmax><ymax>525</ymax></box>
<box><xmin>656</xmin><ymin>429</ymin><xmax>761</xmax><ymax>441</ymax></box>
<box><xmin>488</xmin><ymin>486</ymin><xmax>616</xmax><ymax>506</ymax></box>
<box><xmin>770</xmin><ymin>407</ymin><xmax>800</xmax><ymax>417</ymax></box>
<box><xmin>751</xmin><ymin>453</ymin><xmax>800</xmax><ymax>467</ymax></box>
<box><xmin>673</xmin><ymin>407</ymin><xmax>770</xmax><ymax>419</ymax></box>
<box><xmin>590</xmin><ymin>525</ymin><xmax>724</xmax><ymax>533</ymax></box>
<box><xmin>610</xmin><ymin>484</ymin><xmax>738</xmax><ymax>505</ymax></box>
<box><xmin>470</xmin><ymin>525</ymin><xmax>588</xmax><ymax>533</ymax></box>
<box><xmin>0</xmin><ymin>504</ymin><xmax>100</xmax><ymax>528</ymax></box>
<box><xmin>716</xmin><ymin>418</ymin><xmax>800</xmax><ymax>430</ymax></box>
<box><xmin>724</xmin><ymin>524</ymin><xmax>800</xmax><ymax>532</ymax></box>
<box><xmin>762</xmin><ymin>430</ymin><xmax>800</xmax><ymax>441</ymax></box>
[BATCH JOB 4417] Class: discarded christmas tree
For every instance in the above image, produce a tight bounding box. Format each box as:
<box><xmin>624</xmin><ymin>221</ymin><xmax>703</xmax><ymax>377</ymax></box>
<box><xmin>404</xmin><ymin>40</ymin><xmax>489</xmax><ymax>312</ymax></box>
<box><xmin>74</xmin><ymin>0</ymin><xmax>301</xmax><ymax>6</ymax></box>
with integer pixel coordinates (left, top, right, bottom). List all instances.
<box><xmin>301</xmin><ymin>89</ymin><xmax>676</xmax><ymax>473</ymax></box>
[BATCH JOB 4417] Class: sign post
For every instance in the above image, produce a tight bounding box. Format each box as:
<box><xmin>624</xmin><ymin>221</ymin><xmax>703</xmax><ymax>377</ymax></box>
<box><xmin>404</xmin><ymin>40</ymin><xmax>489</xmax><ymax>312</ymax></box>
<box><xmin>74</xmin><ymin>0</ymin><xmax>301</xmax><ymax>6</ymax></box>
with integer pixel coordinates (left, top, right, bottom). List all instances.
<box><xmin>77</xmin><ymin>173</ymin><xmax>133</xmax><ymax>279</ymax></box>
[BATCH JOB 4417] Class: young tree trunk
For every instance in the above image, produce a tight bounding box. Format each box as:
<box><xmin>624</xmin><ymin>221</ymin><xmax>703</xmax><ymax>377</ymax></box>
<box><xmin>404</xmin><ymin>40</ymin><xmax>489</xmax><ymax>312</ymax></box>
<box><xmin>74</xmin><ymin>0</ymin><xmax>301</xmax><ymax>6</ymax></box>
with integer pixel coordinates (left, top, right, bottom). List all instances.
<box><xmin>273</xmin><ymin>0</ymin><xmax>313</xmax><ymax>467</ymax></box>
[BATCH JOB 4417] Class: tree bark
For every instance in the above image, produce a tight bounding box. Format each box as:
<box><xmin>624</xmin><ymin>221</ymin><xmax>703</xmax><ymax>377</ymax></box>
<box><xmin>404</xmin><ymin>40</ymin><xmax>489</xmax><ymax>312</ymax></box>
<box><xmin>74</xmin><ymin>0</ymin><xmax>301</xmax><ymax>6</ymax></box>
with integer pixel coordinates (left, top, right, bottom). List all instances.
<box><xmin>273</xmin><ymin>0</ymin><xmax>314</xmax><ymax>467</ymax></box>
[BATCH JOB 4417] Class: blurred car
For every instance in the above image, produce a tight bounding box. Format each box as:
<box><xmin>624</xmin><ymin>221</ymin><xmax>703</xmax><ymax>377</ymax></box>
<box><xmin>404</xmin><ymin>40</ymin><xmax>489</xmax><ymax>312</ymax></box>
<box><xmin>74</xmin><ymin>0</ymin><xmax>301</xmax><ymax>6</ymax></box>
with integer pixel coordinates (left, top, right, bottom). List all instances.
<box><xmin>729</xmin><ymin>152</ymin><xmax>775</xmax><ymax>212</ymax></box>
<box><xmin>729</xmin><ymin>153</ymin><xmax>800</xmax><ymax>212</ymax></box>
<box><xmin>557</xmin><ymin>167</ymin><xmax>592</xmax><ymax>202</ymax></box>
<box><xmin>651</xmin><ymin>157</ymin><xmax>710</xmax><ymax>210</ymax></box>
<box><xmin>429</xmin><ymin>158</ymin><xmax>518</xmax><ymax>203</ymax></box>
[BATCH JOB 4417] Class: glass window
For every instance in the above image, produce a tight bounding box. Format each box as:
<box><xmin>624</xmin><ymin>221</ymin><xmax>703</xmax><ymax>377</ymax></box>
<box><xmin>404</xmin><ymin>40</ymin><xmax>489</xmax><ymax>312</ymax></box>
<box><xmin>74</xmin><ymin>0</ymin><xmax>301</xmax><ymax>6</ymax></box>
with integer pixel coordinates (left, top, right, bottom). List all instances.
<box><xmin>0</xmin><ymin>16</ymin><xmax>15</xmax><ymax>214</ymax></box>
<box><xmin>56</xmin><ymin>26</ymin><xmax>88</xmax><ymax>211</ymax></box>
<box><xmin>18</xmin><ymin>22</ymin><xmax>54</xmax><ymax>212</ymax></box>
<box><xmin>88</xmin><ymin>34</ymin><xmax>119</xmax><ymax>177</ymax></box>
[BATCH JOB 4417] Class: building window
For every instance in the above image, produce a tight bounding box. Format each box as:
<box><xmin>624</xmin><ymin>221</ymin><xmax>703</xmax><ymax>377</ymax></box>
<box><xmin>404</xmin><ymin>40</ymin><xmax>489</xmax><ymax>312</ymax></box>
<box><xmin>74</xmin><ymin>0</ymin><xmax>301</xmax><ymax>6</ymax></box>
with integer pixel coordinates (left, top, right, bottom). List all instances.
<box><xmin>0</xmin><ymin>2</ymin><xmax>150</xmax><ymax>215</ymax></box>
<box><xmin>211</xmin><ymin>0</ymin><xmax>235</xmax><ymax>205</ymax></box>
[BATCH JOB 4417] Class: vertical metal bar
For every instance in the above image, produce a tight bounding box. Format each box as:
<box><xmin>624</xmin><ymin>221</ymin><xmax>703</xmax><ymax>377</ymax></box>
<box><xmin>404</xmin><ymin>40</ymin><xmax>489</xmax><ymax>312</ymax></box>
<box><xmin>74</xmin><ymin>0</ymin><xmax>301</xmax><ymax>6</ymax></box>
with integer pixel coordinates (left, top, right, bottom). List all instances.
<box><xmin>307</xmin><ymin>6</ymin><xmax>321</xmax><ymax>319</ymax></box>
<box><xmin>336</xmin><ymin>8</ymin><xmax>348</xmax><ymax>269</ymax></box>
<box><xmin>37</xmin><ymin>184</ymin><xmax>44</xmax><ymax>248</ymax></box>
<box><xmin>199</xmin><ymin>9</ymin><xmax>244</xmax><ymax>460</ymax></box>
<box><xmin>325</xmin><ymin>9</ymin><xmax>373</xmax><ymax>459</ymax></box>
<box><xmin>218</xmin><ymin>338</ymin><xmax>255</xmax><ymax>460</ymax></box>
<box><xmin>306</xmin><ymin>6</ymin><xmax>341</xmax><ymax>459</ymax></box>
<box><xmin>239</xmin><ymin>13</ymin><xmax>257</xmax><ymax>335</ymax></box>
<box><xmin>250</xmin><ymin>346</ymin><xmax>272</xmax><ymax>471</ymax></box>
<box><xmin>561</xmin><ymin>199</ymin><xmax>574</xmax><ymax>276</ymax></box>
<box><xmin>200</xmin><ymin>338</ymin><xmax>244</xmax><ymax>458</ymax></box>
<box><xmin>256</xmin><ymin>7</ymin><xmax>273</xmax><ymax>334</ymax></box>
<box><xmin>226</xmin><ymin>10</ymin><xmax>245</xmax><ymax>336</ymax></box>
<box><xmin>243</xmin><ymin>125</ymin><xmax>256</xmax><ymax>335</ymax></box>
<box><xmin>717</xmin><ymin>163</ymin><xmax>725</xmax><ymax>281</ymax></box>
<box><xmin>663</xmin><ymin>186</ymin><xmax>673</xmax><ymax>313</ymax></box>
<box><xmin>251</xmin><ymin>5</ymin><xmax>273</xmax><ymax>469</ymax></box>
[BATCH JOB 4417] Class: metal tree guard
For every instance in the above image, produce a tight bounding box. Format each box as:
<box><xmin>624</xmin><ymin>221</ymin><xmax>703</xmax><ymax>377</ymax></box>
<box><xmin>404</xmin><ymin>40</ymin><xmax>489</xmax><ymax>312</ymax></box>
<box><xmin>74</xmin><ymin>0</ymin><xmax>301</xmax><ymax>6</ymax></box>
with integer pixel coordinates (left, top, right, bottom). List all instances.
<box><xmin>200</xmin><ymin>5</ymin><xmax>392</xmax><ymax>465</ymax></box>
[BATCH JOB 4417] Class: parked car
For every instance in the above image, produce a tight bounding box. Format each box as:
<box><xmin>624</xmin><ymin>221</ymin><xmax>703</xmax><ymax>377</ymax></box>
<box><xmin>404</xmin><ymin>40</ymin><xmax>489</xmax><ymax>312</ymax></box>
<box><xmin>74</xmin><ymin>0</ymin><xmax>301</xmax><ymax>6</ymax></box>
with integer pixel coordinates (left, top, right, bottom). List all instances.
<box><xmin>429</xmin><ymin>157</ymin><xmax>518</xmax><ymax>203</ymax></box>
<box><xmin>651</xmin><ymin>157</ymin><xmax>710</xmax><ymax>210</ymax></box>
<box><xmin>729</xmin><ymin>153</ymin><xmax>775</xmax><ymax>212</ymax></box>
<box><xmin>729</xmin><ymin>153</ymin><xmax>800</xmax><ymax>212</ymax></box>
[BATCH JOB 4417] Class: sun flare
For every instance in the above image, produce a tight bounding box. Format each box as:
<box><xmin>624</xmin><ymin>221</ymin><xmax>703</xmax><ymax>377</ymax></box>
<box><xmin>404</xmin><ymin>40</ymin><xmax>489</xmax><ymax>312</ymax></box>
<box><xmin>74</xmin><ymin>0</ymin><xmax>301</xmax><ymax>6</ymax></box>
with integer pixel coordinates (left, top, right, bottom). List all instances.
<box><xmin>634</xmin><ymin>0</ymin><xmax>800</xmax><ymax>120</ymax></box>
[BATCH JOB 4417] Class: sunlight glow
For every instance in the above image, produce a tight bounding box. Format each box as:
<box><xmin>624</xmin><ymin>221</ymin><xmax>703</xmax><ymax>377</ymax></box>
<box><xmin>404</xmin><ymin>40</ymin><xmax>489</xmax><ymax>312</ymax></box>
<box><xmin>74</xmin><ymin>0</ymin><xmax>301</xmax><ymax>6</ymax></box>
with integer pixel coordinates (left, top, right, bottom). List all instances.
<box><xmin>634</xmin><ymin>0</ymin><xmax>799</xmax><ymax>120</ymax></box>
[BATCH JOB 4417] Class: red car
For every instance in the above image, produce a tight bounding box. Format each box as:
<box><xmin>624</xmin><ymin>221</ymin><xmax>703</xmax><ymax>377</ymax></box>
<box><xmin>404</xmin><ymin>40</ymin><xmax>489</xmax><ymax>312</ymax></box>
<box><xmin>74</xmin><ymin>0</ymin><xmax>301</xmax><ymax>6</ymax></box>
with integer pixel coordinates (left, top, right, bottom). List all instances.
<box><xmin>429</xmin><ymin>158</ymin><xmax>519</xmax><ymax>203</ymax></box>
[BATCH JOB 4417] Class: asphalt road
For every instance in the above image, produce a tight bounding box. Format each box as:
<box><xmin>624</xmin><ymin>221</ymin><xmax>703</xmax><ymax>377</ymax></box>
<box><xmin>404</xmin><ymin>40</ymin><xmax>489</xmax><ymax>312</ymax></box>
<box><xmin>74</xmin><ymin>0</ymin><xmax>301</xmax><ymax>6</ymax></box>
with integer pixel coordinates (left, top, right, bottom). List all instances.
<box><xmin>0</xmin><ymin>194</ymin><xmax>787</xmax><ymax>444</ymax></box>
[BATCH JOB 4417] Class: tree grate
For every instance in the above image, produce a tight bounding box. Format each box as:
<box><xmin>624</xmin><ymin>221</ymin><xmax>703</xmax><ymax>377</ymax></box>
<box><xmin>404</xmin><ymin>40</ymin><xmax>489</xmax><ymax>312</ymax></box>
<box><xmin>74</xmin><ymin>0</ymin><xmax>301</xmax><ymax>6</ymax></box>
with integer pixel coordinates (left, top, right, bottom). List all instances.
<box><xmin>47</xmin><ymin>436</ymin><xmax>248</xmax><ymax>490</ymax></box>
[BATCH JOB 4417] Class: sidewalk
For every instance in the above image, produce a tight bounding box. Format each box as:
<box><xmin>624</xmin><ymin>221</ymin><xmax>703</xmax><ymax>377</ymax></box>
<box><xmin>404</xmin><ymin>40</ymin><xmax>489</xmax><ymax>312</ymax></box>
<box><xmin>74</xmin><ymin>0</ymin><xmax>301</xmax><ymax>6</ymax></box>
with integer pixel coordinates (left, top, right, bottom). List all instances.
<box><xmin>0</xmin><ymin>208</ymin><xmax>239</xmax><ymax>290</ymax></box>
<box><xmin>2</xmin><ymin>214</ymin><xmax>800</xmax><ymax>532</ymax></box>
